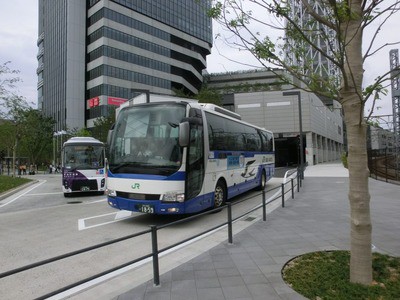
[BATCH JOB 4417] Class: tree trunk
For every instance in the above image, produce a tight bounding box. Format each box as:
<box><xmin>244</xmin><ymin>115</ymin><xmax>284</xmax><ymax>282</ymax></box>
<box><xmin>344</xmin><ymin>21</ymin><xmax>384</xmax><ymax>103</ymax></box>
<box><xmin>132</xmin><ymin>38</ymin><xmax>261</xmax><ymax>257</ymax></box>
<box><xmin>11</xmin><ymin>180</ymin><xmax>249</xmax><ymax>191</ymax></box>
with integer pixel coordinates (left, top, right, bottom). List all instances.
<box><xmin>341</xmin><ymin>0</ymin><xmax>372</xmax><ymax>285</ymax></box>
<box><xmin>343</xmin><ymin>98</ymin><xmax>372</xmax><ymax>284</ymax></box>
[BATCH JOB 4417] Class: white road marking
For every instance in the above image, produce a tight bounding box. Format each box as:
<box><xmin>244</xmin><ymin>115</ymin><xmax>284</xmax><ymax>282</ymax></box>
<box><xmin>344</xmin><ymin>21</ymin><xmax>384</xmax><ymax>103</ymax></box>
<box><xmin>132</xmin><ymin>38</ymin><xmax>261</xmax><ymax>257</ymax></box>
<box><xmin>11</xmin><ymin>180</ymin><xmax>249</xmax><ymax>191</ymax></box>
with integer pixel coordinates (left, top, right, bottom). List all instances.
<box><xmin>78</xmin><ymin>210</ymin><xmax>133</xmax><ymax>231</ymax></box>
<box><xmin>86</xmin><ymin>198</ymin><xmax>107</xmax><ymax>204</ymax></box>
<box><xmin>0</xmin><ymin>180</ymin><xmax>47</xmax><ymax>208</ymax></box>
<box><xmin>47</xmin><ymin>256</ymin><xmax>152</xmax><ymax>300</ymax></box>
<box><xmin>22</xmin><ymin>192</ymin><xmax>63</xmax><ymax>196</ymax></box>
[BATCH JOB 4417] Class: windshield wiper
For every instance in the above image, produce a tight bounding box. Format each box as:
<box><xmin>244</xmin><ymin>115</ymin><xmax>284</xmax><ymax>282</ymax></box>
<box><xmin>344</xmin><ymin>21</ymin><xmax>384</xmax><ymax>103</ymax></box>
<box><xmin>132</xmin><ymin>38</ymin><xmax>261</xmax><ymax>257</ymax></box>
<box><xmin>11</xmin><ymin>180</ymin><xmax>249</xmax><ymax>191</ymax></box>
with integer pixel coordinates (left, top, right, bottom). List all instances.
<box><xmin>110</xmin><ymin>162</ymin><xmax>150</xmax><ymax>172</ymax></box>
<box><xmin>156</xmin><ymin>165</ymin><xmax>179</xmax><ymax>169</ymax></box>
<box><xmin>168</xmin><ymin>122</ymin><xmax>179</xmax><ymax>128</ymax></box>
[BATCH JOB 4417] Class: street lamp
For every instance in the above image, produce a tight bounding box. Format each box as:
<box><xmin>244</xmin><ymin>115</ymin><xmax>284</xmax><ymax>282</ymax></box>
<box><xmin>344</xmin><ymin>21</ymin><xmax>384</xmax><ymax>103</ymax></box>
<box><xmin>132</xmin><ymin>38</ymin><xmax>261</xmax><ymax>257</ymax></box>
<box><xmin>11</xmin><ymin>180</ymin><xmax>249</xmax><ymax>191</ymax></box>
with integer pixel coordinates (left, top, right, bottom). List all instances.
<box><xmin>283</xmin><ymin>91</ymin><xmax>304</xmax><ymax>179</ymax></box>
<box><xmin>53</xmin><ymin>130</ymin><xmax>67</xmax><ymax>166</ymax></box>
<box><xmin>53</xmin><ymin>131</ymin><xmax>57</xmax><ymax>166</ymax></box>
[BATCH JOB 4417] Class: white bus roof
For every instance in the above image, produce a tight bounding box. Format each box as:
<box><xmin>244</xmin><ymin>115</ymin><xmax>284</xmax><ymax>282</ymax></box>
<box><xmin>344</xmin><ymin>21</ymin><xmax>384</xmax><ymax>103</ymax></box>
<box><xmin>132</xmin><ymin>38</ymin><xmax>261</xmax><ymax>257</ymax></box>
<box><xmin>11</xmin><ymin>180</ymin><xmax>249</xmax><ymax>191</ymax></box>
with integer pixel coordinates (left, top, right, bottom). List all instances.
<box><xmin>200</xmin><ymin>103</ymin><xmax>241</xmax><ymax>120</ymax></box>
<box><xmin>63</xmin><ymin>137</ymin><xmax>104</xmax><ymax>146</ymax></box>
<box><xmin>114</xmin><ymin>93</ymin><xmax>271</xmax><ymax>133</ymax></box>
<box><xmin>116</xmin><ymin>93</ymin><xmax>198</xmax><ymax>117</ymax></box>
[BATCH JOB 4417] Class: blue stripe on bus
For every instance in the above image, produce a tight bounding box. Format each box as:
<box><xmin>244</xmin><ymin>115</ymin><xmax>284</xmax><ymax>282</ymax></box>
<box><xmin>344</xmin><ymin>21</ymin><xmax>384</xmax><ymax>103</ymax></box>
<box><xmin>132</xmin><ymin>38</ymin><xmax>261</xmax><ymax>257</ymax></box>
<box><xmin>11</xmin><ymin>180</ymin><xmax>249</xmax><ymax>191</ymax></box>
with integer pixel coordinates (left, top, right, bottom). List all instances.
<box><xmin>107</xmin><ymin>163</ymin><xmax>275</xmax><ymax>214</ymax></box>
<box><xmin>210</xmin><ymin>151</ymin><xmax>274</xmax><ymax>158</ymax></box>
<box><xmin>226</xmin><ymin>164</ymin><xmax>274</xmax><ymax>199</ymax></box>
<box><xmin>227</xmin><ymin>173</ymin><xmax>259</xmax><ymax>199</ymax></box>
<box><xmin>108</xmin><ymin>192</ymin><xmax>214</xmax><ymax>214</ymax></box>
<box><xmin>107</xmin><ymin>171</ymin><xmax>185</xmax><ymax>180</ymax></box>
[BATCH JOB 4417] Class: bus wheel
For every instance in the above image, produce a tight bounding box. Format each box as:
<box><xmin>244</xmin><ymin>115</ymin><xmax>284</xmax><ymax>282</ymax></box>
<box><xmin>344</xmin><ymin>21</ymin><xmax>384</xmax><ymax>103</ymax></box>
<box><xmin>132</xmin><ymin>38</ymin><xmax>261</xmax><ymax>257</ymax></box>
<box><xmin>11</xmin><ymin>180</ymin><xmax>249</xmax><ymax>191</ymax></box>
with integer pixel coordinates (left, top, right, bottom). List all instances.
<box><xmin>214</xmin><ymin>181</ymin><xmax>226</xmax><ymax>208</ymax></box>
<box><xmin>258</xmin><ymin>170</ymin><xmax>267</xmax><ymax>190</ymax></box>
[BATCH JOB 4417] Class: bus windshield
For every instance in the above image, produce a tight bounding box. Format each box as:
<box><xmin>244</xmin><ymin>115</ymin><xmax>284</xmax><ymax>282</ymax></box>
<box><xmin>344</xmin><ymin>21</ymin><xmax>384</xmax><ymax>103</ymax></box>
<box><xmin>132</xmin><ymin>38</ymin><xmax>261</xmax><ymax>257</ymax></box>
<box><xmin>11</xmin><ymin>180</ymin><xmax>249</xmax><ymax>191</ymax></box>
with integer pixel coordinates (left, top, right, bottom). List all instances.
<box><xmin>63</xmin><ymin>144</ymin><xmax>105</xmax><ymax>170</ymax></box>
<box><xmin>109</xmin><ymin>103</ymin><xmax>186</xmax><ymax>175</ymax></box>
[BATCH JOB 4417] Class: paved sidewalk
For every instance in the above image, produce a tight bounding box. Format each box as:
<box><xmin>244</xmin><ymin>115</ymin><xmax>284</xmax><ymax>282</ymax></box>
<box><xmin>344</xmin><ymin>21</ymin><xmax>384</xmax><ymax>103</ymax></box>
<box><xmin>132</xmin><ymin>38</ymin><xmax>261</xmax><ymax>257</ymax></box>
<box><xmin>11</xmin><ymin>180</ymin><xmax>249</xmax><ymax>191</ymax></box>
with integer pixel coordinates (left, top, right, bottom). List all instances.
<box><xmin>70</xmin><ymin>162</ymin><xmax>399</xmax><ymax>300</ymax></box>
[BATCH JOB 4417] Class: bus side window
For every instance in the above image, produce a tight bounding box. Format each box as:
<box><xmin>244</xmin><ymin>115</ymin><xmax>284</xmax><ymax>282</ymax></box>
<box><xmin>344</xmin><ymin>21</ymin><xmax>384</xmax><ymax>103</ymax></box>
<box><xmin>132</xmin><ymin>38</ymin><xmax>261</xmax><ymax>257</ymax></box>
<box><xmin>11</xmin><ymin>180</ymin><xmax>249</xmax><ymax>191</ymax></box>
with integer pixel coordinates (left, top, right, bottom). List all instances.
<box><xmin>259</xmin><ymin>131</ymin><xmax>273</xmax><ymax>152</ymax></box>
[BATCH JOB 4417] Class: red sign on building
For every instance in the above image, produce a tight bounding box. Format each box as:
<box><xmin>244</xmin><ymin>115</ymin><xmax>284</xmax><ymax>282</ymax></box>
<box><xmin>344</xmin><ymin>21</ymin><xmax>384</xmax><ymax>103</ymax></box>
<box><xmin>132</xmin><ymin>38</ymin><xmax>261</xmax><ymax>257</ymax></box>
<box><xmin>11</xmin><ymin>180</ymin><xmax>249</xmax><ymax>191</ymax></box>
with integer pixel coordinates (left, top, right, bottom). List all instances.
<box><xmin>108</xmin><ymin>97</ymin><xmax>127</xmax><ymax>106</ymax></box>
<box><xmin>88</xmin><ymin>97</ymin><xmax>100</xmax><ymax>108</ymax></box>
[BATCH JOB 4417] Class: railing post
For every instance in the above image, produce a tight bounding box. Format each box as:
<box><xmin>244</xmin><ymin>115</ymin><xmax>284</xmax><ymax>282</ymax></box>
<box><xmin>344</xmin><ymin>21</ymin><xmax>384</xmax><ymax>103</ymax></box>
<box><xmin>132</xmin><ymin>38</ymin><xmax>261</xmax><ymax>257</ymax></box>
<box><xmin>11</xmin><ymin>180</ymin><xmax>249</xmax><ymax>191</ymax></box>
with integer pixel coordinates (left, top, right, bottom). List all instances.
<box><xmin>227</xmin><ymin>203</ymin><xmax>233</xmax><ymax>244</ymax></box>
<box><xmin>262</xmin><ymin>189</ymin><xmax>266</xmax><ymax>221</ymax></box>
<box><xmin>385</xmin><ymin>148</ymin><xmax>388</xmax><ymax>183</ymax></box>
<box><xmin>297</xmin><ymin>174</ymin><xmax>300</xmax><ymax>193</ymax></box>
<box><xmin>291</xmin><ymin>178</ymin><xmax>294</xmax><ymax>199</ymax></box>
<box><xmin>150</xmin><ymin>225</ymin><xmax>160</xmax><ymax>286</ymax></box>
<box><xmin>300</xmin><ymin>175</ymin><xmax>302</xmax><ymax>188</ymax></box>
<box><xmin>281</xmin><ymin>183</ymin><xmax>285</xmax><ymax>207</ymax></box>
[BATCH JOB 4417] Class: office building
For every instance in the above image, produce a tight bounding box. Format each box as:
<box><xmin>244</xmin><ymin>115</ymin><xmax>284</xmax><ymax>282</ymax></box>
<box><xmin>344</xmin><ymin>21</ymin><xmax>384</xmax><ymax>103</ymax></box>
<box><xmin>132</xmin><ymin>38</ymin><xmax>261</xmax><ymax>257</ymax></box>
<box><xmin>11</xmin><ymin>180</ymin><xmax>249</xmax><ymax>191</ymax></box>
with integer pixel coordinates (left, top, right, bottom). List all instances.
<box><xmin>37</xmin><ymin>0</ymin><xmax>212</xmax><ymax>130</ymax></box>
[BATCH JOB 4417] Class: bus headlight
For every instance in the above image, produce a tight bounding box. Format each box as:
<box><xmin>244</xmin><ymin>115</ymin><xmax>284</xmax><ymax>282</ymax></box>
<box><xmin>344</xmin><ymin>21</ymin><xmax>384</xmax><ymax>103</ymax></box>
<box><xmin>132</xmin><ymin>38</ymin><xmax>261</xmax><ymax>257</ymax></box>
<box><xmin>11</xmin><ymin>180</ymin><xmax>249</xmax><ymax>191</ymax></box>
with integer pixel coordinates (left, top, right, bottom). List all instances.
<box><xmin>162</xmin><ymin>192</ymin><xmax>185</xmax><ymax>203</ymax></box>
<box><xmin>107</xmin><ymin>189</ymin><xmax>117</xmax><ymax>197</ymax></box>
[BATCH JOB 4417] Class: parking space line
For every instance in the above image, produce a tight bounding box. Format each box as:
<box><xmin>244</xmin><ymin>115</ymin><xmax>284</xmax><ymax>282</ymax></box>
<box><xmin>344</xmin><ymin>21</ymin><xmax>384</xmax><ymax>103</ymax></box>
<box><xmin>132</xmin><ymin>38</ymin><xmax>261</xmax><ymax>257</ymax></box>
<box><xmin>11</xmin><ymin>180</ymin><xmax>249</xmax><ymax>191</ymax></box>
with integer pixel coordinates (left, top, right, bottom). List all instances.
<box><xmin>78</xmin><ymin>210</ymin><xmax>133</xmax><ymax>231</ymax></box>
<box><xmin>86</xmin><ymin>198</ymin><xmax>107</xmax><ymax>204</ymax></box>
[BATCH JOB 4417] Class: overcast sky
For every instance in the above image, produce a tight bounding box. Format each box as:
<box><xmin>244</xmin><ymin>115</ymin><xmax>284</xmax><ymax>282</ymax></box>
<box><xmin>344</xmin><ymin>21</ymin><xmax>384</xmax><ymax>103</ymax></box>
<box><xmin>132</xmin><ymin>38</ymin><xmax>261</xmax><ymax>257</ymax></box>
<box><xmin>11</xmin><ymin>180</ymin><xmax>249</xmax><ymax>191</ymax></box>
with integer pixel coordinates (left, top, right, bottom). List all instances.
<box><xmin>1</xmin><ymin>0</ymin><xmax>398</xmax><ymax>126</ymax></box>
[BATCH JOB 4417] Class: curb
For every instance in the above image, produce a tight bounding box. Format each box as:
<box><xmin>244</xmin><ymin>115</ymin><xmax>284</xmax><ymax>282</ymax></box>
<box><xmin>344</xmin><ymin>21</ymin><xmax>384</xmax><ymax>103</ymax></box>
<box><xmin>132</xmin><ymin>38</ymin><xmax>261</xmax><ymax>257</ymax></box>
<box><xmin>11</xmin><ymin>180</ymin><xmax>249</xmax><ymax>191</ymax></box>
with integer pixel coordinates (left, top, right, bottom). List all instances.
<box><xmin>0</xmin><ymin>179</ymin><xmax>39</xmax><ymax>202</ymax></box>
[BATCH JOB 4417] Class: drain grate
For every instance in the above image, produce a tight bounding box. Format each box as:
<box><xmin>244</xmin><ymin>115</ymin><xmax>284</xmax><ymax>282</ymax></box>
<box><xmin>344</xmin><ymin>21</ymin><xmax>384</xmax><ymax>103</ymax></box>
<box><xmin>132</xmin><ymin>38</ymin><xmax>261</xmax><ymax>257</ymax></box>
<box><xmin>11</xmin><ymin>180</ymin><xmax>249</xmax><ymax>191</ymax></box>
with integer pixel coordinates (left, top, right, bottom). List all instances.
<box><xmin>243</xmin><ymin>216</ymin><xmax>256</xmax><ymax>222</ymax></box>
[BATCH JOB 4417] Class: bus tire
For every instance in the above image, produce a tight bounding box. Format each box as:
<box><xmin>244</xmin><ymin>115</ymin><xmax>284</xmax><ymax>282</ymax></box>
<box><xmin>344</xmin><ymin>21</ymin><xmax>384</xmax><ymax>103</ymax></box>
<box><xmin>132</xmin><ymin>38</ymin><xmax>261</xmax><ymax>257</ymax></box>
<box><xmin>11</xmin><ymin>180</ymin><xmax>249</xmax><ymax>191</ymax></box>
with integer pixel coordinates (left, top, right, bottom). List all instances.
<box><xmin>214</xmin><ymin>180</ymin><xmax>226</xmax><ymax>209</ymax></box>
<box><xmin>258</xmin><ymin>170</ymin><xmax>267</xmax><ymax>191</ymax></box>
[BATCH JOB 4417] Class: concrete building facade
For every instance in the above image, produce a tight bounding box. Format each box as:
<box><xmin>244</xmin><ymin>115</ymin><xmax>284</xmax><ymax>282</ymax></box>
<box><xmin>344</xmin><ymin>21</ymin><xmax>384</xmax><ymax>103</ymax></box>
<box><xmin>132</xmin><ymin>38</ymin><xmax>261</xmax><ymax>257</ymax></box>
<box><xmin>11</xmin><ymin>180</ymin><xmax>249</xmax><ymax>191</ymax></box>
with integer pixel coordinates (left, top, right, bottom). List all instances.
<box><xmin>234</xmin><ymin>91</ymin><xmax>344</xmax><ymax>166</ymax></box>
<box><xmin>368</xmin><ymin>126</ymin><xmax>395</xmax><ymax>154</ymax></box>
<box><xmin>207</xmin><ymin>70</ymin><xmax>344</xmax><ymax>166</ymax></box>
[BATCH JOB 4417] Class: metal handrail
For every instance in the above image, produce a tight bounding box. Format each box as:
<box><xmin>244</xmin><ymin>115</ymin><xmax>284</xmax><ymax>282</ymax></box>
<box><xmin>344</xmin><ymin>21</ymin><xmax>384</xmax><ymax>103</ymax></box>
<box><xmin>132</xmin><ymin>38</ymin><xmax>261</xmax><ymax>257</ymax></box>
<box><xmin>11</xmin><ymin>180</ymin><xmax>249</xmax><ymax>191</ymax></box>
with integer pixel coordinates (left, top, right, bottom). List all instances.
<box><xmin>3</xmin><ymin>171</ymin><xmax>303</xmax><ymax>299</ymax></box>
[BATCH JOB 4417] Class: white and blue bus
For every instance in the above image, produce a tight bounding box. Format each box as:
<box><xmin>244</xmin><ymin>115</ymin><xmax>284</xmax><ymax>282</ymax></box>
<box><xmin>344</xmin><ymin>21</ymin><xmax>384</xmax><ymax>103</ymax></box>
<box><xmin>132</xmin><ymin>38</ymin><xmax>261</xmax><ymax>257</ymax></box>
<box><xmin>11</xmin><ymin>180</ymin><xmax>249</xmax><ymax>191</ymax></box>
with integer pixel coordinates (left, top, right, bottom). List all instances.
<box><xmin>106</xmin><ymin>96</ymin><xmax>274</xmax><ymax>214</ymax></box>
<box><xmin>62</xmin><ymin>137</ymin><xmax>106</xmax><ymax>197</ymax></box>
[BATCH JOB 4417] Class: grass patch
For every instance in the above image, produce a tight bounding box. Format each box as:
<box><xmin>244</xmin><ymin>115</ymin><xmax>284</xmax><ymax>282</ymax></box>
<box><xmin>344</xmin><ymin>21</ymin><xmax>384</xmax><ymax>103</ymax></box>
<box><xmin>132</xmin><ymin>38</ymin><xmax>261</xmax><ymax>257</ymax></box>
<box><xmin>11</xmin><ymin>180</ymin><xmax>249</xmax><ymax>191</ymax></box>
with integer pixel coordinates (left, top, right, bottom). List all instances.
<box><xmin>0</xmin><ymin>175</ymin><xmax>32</xmax><ymax>194</ymax></box>
<box><xmin>282</xmin><ymin>251</ymin><xmax>400</xmax><ymax>300</ymax></box>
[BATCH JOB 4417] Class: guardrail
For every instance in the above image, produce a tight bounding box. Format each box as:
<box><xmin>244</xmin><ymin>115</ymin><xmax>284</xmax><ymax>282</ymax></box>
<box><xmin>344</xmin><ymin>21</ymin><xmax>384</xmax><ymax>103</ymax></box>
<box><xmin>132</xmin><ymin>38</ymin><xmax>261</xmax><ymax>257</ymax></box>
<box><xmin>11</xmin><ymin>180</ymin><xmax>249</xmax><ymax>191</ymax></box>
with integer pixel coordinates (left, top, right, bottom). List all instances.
<box><xmin>368</xmin><ymin>148</ymin><xmax>400</xmax><ymax>184</ymax></box>
<box><xmin>0</xmin><ymin>169</ymin><xmax>303</xmax><ymax>299</ymax></box>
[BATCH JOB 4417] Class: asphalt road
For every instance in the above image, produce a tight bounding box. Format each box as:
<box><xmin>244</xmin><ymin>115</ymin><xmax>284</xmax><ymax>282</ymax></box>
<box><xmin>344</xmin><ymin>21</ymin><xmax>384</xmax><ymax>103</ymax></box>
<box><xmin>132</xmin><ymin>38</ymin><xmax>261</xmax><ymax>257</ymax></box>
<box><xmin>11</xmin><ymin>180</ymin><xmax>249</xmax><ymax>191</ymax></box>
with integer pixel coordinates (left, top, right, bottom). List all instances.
<box><xmin>0</xmin><ymin>171</ymin><xmax>289</xmax><ymax>299</ymax></box>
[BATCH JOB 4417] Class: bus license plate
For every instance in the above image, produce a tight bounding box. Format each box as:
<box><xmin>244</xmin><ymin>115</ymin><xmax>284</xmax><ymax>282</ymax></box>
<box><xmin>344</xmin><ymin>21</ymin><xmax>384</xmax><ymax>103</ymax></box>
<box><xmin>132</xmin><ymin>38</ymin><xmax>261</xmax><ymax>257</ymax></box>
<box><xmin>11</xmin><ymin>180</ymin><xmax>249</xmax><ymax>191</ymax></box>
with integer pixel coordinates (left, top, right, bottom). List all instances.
<box><xmin>80</xmin><ymin>186</ymin><xmax>90</xmax><ymax>192</ymax></box>
<box><xmin>137</xmin><ymin>204</ymin><xmax>154</xmax><ymax>214</ymax></box>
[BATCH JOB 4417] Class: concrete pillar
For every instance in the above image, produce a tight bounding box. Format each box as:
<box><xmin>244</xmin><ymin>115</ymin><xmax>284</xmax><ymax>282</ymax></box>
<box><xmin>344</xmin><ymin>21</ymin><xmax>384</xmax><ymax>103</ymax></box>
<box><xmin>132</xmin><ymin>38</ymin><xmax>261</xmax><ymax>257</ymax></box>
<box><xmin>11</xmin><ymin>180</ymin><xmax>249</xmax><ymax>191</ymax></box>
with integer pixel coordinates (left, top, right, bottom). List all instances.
<box><xmin>305</xmin><ymin>132</ymin><xmax>314</xmax><ymax>166</ymax></box>
<box><xmin>323</xmin><ymin>137</ymin><xmax>328</xmax><ymax>162</ymax></box>
<box><xmin>318</xmin><ymin>135</ymin><xmax>323</xmax><ymax>163</ymax></box>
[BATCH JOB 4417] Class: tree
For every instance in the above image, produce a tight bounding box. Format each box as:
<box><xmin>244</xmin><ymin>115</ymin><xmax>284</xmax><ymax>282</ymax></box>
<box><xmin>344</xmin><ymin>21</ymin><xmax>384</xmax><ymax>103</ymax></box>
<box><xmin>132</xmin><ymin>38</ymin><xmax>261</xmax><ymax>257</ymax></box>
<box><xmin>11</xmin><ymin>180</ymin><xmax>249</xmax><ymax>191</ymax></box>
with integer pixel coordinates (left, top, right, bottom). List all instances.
<box><xmin>75</xmin><ymin>128</ymin><xmax>92</xmax><ymax>137</ymax></box>
<box><xmin>0</xmin><ymin>62</ymin><xmax>21</xmax><ymax>109</ymax></box>
<box><xmin>0</xmin><ymin>62</ymin><xmax>32</xmax><ymax>176</ymax></box>
<box><xmin>173</xmin><ymin>86</ymin><xmax>223</xmax><ymax>105</ymax></box>
<box><xmin>209</xmin><ymin>0</ymin><xmax>400</xmax><ymax>285</ymax></box>
<box><xmin>0</xmin><ymin>120</ymin><xmax>15</xmax><ymax>171</ymax></box>
<box><xmin>18</xmin><ymin>109</ymin><xmax>55</xmax><ymax>165</ymax></box>
<box><xmin>92</xmin><ymin>107</ymin><xmax>116</xmax><ymax>144</ymax></box>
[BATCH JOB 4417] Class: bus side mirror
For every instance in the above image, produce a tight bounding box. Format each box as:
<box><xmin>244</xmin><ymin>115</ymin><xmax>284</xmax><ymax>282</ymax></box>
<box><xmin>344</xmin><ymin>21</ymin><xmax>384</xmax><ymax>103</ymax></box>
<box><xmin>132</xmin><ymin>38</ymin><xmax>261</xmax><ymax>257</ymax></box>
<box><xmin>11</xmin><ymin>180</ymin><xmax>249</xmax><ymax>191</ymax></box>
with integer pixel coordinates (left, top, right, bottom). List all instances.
<box><xmin>179</xmin><ymin>122</ymin><xmax>190</xmax><ymax>147</ymax></box>
<box><xmin>107</xmin><ymin>123</ymin><xmax>115</xmax><ymax>146</ymax></box>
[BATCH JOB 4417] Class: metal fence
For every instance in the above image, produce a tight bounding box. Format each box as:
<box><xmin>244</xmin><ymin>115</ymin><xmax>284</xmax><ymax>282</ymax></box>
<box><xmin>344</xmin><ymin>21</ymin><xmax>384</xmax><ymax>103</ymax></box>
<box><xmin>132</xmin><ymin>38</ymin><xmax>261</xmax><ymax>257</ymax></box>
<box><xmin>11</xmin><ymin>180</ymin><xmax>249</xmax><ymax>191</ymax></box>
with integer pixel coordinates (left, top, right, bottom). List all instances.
<box><xmin>368</xmin><ymin>148</ymin><xmax>400</xmax><ymax>184</ymax></box>
<box><xmin>0</xmin><ymin>170</ymin><xmax>302</xmax><ymax>299</ymax></box>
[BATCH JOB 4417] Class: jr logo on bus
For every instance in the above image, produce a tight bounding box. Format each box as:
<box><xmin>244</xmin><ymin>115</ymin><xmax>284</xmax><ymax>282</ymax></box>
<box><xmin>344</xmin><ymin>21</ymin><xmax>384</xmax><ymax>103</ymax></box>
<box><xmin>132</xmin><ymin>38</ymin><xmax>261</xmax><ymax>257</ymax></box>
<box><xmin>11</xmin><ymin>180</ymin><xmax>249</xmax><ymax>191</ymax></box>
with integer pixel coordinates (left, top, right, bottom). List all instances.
<box><xmin>131</xmin><ymin>183</ymin><xmax>140</xmax><ymax>189</ymax></box>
